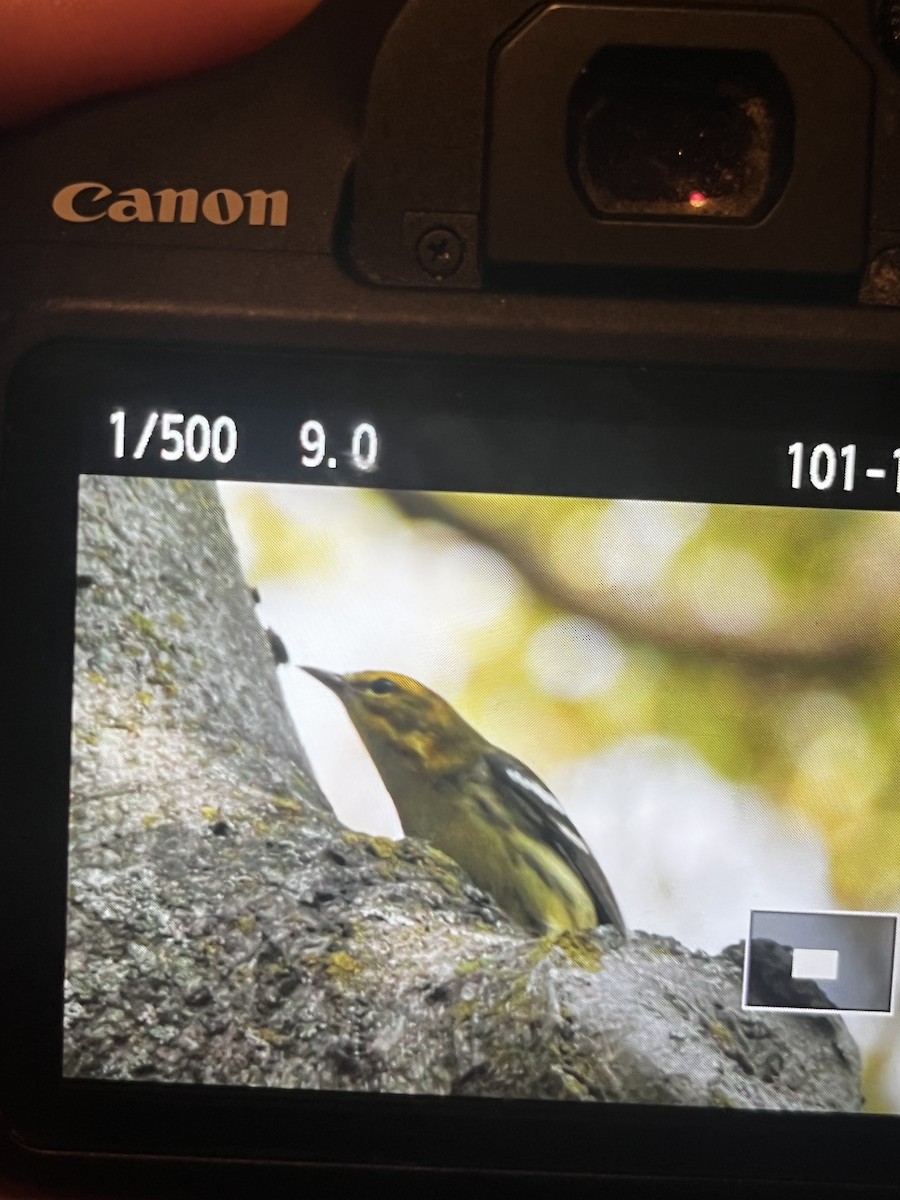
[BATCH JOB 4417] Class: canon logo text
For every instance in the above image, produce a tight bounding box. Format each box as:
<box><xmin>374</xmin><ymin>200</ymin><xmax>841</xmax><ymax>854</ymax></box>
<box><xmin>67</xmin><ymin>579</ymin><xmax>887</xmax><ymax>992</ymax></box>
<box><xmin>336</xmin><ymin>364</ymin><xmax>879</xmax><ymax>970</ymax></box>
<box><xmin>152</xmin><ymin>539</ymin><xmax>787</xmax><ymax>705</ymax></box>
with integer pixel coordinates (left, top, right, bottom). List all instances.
<box><xmin>51</xmin><ymin>182</ymin><xmax>289</xmax><ymax>227</ymax></box>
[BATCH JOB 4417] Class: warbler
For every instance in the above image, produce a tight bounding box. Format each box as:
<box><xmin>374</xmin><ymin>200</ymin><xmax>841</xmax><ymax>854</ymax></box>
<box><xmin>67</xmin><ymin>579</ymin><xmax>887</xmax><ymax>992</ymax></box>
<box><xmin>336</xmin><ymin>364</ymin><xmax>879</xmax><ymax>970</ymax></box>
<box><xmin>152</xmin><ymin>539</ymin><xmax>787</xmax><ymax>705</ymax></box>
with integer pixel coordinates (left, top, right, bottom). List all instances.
<box><xmin>302</xmin><ymin>667</ymin><xmax>625</xmax><ymax>938</ymax></box>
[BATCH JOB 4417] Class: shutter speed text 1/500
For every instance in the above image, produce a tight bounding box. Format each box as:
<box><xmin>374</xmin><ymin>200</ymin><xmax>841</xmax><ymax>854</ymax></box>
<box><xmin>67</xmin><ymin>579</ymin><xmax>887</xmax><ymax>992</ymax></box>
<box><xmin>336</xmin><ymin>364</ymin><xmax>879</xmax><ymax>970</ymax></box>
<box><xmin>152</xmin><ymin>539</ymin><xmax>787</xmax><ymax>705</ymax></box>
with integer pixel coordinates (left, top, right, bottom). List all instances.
<box><xmin>108</xmin><ymin>411</ymin><xmax>380</xmax><ymax>473</ymax></box>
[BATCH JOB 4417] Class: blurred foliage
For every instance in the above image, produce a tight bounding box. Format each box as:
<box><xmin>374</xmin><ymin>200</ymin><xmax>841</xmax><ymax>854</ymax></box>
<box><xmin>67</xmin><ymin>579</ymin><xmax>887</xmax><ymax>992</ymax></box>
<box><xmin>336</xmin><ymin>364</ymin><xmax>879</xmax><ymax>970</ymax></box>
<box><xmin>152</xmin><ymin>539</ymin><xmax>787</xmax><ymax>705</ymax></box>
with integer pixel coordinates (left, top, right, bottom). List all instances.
<box><xmin>234</xmin><ymin>486</ymin><xmax>338</xmax><ymax>584</ymax></box>
<box><xmin>427</xmin><ymin>494</ymin><xmax>900</xmax><ymax>1116</ymax></box>
<box><xmin>421</xmin><ymin>494</ymin><xmax>900</xmax><ymax>913</ymax></box>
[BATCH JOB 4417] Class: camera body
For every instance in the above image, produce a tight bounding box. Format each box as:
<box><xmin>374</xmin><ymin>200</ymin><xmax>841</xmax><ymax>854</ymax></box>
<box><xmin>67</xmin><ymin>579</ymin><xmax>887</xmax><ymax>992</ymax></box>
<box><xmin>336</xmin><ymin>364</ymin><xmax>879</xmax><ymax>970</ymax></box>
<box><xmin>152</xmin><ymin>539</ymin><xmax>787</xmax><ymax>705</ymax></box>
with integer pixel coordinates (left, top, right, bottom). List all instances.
<box><xmin>2</xmin><ymin>0</ymin><xmax>900</xmax><ymax>1191</ymax></box>
<box><xmin>5</xmin><ymin>0</ymin><xmax>900</xmax><ymax>367</ymax></box>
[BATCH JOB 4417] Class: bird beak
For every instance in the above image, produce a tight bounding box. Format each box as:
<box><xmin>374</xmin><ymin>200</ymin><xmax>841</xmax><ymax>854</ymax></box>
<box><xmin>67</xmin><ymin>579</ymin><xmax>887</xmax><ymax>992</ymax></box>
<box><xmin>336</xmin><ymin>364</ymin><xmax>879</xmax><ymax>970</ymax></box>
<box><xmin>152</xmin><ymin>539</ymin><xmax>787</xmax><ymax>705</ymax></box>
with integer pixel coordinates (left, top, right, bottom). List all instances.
<box><xmin>300</xmin><ymin>666</ymin><xmax>348</xmax><ymax>694</ymax></box>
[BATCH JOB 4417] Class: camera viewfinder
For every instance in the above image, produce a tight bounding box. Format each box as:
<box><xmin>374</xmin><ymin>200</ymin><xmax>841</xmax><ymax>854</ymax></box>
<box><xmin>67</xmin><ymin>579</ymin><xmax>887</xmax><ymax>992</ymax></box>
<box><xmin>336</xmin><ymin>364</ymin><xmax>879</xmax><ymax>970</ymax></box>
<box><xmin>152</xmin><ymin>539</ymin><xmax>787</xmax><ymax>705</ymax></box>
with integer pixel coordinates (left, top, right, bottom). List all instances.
<box><xmin>569</xmin><ymin>47</ymin><xmax>794</xmax><ymax>224</ymax></box>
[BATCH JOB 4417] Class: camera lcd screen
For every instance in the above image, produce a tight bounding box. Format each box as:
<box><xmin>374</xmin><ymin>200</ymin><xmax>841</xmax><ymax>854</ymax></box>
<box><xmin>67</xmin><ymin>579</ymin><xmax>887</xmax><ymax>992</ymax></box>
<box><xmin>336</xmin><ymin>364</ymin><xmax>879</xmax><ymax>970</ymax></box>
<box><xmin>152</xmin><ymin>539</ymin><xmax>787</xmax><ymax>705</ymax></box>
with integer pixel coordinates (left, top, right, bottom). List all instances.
<box><xmin>4</xmin><ymin>344</ymin><xmax>900</xmax><ymax>1157</ymax></box>
<box><xmin>65</xmin><ymin>474</ymin><xmax>898</xmax><ymax>1114</ymax></box>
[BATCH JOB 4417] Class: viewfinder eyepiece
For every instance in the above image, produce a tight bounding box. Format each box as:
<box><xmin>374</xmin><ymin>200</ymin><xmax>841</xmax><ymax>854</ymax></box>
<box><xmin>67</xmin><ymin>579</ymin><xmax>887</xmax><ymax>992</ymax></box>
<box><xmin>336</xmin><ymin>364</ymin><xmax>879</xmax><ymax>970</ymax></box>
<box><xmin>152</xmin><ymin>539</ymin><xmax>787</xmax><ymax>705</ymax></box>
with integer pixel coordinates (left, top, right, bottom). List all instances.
<box><xmin>484</xmin><ymin>5</ymin><xmax>870</xmax><ymax>280</ymax></box>
<box><xmin>569</xmin><ymin>47</ymin><xmax>793</xmax><ymax>223</ymax></box>
<box><xmin>351</xmin><ymin>1</ymin><xmax>873</xmax><ymax>289</ymax></box>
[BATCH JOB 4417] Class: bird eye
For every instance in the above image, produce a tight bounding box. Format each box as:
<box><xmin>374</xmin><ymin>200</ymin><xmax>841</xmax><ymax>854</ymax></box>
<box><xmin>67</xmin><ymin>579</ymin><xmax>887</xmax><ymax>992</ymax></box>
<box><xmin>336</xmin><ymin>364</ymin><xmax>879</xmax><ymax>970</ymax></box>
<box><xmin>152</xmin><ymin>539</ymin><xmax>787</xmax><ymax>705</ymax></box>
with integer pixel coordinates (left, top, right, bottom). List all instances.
<box><xmin>368</xmin><ymin>677</ymin><xmax>398</xmax><ymax>695</ymax></box>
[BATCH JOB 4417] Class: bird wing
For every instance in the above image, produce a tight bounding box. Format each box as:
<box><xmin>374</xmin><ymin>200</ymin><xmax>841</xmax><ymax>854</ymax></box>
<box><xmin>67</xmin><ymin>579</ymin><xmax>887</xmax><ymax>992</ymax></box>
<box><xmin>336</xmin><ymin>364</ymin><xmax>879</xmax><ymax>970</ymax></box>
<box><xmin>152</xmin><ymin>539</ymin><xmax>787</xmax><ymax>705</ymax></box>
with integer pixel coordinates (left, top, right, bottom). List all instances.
<box><xmin>484</xmin><ymin>750</ymin><xmax>626</xmax><ymax>936</ymax></box>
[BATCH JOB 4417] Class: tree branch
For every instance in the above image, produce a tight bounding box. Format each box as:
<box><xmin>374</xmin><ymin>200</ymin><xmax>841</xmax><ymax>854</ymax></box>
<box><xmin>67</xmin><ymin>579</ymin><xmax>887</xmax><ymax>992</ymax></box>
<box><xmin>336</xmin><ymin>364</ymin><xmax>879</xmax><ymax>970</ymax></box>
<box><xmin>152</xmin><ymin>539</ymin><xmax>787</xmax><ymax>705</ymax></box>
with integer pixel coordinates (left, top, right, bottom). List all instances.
<box><xmin>389</xmin><ymin>491</ymin><xmax>891</xmax><ymax>676</ymax></box>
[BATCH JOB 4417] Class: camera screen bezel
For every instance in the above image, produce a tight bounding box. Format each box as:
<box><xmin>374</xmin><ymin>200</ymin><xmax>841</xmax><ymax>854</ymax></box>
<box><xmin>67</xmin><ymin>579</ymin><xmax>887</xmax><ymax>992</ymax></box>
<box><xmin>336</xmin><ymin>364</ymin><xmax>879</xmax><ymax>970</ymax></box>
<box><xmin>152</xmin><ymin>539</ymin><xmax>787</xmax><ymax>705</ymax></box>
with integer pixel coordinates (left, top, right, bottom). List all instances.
<box><xmin>1</xmin><ymin>338</ymin><xmax>898</xmax><ymax>1184</ymax></box>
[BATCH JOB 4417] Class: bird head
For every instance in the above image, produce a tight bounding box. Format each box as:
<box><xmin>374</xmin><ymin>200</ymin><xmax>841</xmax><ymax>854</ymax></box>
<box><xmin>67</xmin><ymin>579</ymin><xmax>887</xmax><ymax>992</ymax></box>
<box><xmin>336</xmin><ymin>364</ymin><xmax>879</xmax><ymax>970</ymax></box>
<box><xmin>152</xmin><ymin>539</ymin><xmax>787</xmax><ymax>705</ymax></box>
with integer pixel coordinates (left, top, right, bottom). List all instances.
<box><xmin>301</xmin><ymin>667</ymin><xmax>484</xmax><ymax>771</ymax></box>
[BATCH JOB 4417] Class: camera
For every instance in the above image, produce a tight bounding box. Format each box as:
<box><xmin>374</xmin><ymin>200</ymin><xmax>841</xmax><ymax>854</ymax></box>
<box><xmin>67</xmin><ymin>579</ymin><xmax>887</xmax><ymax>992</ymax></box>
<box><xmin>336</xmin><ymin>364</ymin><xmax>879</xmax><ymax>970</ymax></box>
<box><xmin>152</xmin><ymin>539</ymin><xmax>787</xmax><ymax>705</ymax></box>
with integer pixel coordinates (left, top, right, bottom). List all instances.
<box><xmin>2</xmin><ymin>0</ymin><xmax>900</xmax><ymax>1193</ymax></box>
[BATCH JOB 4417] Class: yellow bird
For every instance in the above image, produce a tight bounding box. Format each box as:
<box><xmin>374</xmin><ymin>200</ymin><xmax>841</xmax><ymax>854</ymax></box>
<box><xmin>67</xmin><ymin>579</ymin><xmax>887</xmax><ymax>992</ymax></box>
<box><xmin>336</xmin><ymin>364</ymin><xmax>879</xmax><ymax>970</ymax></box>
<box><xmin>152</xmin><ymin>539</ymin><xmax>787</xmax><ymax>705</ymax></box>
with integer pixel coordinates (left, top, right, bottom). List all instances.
<box><xmin>303</xmin><ymin>668</ymin><xmax>625</xmax><ymax>938</ymax></box>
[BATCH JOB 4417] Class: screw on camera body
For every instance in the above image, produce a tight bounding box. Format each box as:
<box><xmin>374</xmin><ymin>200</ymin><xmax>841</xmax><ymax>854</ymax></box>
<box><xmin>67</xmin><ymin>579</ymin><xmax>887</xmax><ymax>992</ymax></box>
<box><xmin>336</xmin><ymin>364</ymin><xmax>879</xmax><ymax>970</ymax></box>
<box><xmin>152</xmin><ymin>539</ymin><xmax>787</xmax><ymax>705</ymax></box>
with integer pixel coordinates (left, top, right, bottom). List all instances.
<box><xmin>415</xmin><ymin>227</ymin><xmax>466</xmax><ymax>279</ymax></box>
